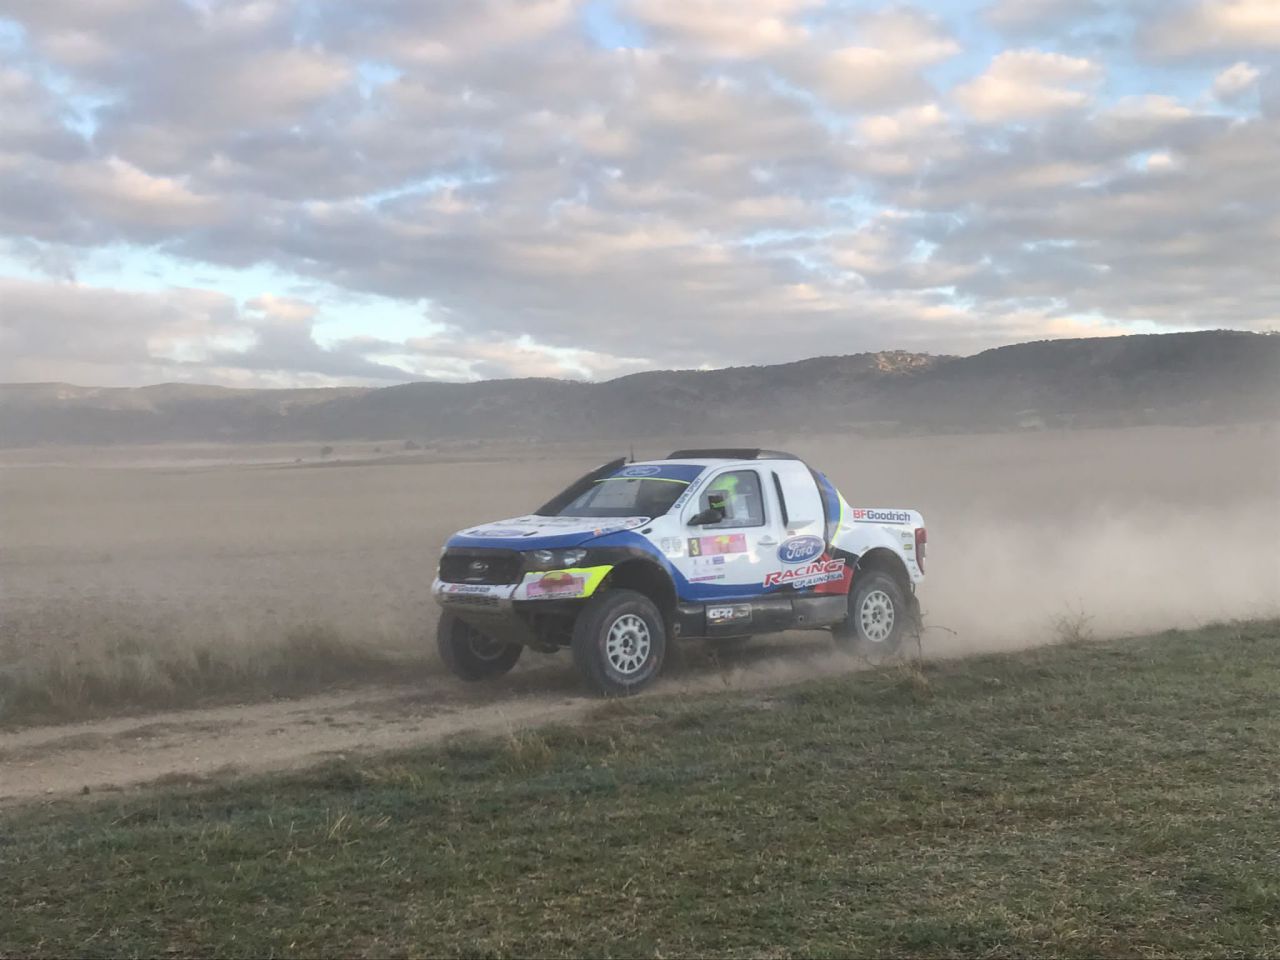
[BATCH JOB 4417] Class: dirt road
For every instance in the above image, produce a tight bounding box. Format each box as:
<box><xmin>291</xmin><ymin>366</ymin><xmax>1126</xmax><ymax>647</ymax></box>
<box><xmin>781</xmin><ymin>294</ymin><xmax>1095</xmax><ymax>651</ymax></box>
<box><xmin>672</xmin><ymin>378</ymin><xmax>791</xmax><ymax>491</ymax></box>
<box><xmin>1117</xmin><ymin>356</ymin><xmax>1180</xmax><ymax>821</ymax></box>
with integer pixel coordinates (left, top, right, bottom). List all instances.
<box><xmin>1</xmin><ymin>637</ymin><xmax>859</xmax><ymax>805</ymax></box>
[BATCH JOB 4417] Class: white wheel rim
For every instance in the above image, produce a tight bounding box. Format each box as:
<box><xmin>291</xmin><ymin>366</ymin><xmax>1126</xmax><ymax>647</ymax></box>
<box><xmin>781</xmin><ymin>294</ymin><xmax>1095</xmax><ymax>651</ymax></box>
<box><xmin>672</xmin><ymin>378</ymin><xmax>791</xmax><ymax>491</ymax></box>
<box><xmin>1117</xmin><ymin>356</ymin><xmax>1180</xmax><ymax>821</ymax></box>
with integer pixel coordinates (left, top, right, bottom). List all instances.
<box><xmin>605</xmin><ymin>613</ymin><xmax>652</xmax><ymax>676</ymax></box>
<box><xmin>859</xmin><ymin>589</ymin><xmax>895</xmax><ymax>643</ymax></box>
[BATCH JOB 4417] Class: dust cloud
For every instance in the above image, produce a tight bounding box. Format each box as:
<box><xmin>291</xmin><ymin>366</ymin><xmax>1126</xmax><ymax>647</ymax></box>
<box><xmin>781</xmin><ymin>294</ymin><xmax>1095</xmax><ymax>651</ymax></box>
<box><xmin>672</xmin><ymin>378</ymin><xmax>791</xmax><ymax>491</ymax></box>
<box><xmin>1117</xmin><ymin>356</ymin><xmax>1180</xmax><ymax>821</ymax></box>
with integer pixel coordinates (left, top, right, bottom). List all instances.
<box><xmin>2</xmin><ymin>424</ymin><xmax>1277</xmax><ymax>693</ymax></box>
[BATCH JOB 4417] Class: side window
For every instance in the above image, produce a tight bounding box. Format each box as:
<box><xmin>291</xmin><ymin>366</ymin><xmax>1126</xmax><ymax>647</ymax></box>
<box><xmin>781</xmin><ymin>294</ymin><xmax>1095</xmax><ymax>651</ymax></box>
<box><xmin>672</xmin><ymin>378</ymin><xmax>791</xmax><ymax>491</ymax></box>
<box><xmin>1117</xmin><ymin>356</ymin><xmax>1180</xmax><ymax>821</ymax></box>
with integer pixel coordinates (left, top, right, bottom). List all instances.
<box><xmin>696</xmin><ymin>469</ymin><xmax>765</xmax><ymax>528</ymax></box>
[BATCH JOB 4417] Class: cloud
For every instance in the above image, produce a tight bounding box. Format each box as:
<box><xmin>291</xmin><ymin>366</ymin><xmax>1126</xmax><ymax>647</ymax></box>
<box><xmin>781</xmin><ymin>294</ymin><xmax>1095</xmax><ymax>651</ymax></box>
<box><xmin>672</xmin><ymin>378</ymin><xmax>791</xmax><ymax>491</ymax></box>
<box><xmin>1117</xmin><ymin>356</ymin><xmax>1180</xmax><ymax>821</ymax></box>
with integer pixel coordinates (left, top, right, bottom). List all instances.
<box><xmin>623</xmin><ymin>0</ymin><xmax>816</xmax><ymax>58</ymax></box>
<box><xmin>1143</xmin><ymin>0</ymin><xmax>1280</xmax><ymax>57</ymax></box>
<box><xmin>1212</xmin><ymin>60</ymin><xmax>1263</xmax><ymax>100</ymax></box>
<box><xmin>0</xmin><ymin>0</ymin><xmax>1276</xmax><ymax>388</ymax></box>
<box><xmin>954</xmin><ymin>50</ymin><xmax>1102</xmax><ymax>122</ymax></box>
<box><xmin>982</xmin><ymin>0</ymin><xmax>1104</xmax><ymax>33</ymax></box>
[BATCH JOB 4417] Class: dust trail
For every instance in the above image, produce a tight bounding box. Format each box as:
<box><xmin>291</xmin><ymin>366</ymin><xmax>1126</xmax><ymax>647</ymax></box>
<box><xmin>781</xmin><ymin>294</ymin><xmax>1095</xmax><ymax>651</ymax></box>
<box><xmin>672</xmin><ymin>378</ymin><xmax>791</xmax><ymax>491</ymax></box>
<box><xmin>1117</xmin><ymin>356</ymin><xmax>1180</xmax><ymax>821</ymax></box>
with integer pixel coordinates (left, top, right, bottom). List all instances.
<box><xmin>925</xmin><ymin>501</ymin><xmax>1280</xmax><ymax>652</ymax></box>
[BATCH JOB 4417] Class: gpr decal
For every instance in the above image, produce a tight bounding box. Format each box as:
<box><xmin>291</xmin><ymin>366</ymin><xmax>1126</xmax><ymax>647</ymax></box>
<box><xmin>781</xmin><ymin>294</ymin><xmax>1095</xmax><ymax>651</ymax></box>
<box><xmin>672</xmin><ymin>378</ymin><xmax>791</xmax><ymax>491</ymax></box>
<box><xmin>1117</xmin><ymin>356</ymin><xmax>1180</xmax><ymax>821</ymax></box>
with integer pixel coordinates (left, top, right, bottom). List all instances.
<box><xmin>849</xmin><ymin>508</ymin><xmax>913</xmax><ymax>524</ymax></box>
<box><xmin>689</xmin><ymin>533</ymin><xmax>747</xmax><ymax>556</ymax></box>
<box><xmin>778</xmin><ymin>535</ymin><xmax>825</xmax><ymax>565</ymax></box>
<box><xmin>707</xmin><ymin>604</ymin><xmax>752</xmax><ymax>624</ymax></box>
<box><xmin>526</xmin><ymin>571</ymin><xmax>585</xmax><ymax>598</ymax></box>
<box><xmin>764</xmin><ymin>558</ymin><xmax>846</xmax><ymax>589</ymax></box>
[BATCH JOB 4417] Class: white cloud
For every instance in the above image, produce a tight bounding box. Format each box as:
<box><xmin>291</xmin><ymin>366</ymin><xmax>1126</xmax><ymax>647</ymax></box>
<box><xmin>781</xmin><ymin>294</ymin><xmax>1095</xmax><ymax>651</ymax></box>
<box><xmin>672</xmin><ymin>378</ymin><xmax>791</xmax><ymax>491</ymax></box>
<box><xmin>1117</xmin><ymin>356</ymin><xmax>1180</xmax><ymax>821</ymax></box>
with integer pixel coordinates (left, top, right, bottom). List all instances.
<box><xmin>1212</xmin><ymin>61</ymin><xmax>1263</xmax><ymax>100</ymax></box>
<box><xmin>954</xmin><ymin>50</ymin><xmax>1101</xmax><ymax>122</ymax></box>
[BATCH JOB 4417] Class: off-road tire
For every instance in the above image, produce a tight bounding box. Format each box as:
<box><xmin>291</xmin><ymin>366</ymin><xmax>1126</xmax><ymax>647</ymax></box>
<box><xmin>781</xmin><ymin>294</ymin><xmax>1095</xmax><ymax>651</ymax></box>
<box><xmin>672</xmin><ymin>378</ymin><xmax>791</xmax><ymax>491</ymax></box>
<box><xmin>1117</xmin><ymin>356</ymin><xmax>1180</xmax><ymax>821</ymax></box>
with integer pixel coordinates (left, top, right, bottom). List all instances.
<box><xmin>571</xmin><ymin>589</ymin><xmax>667</xmax><ymax>696</ymax></box>
<box><xmin>833</xmin><ymin>569</ymin><xmax>908</xmax><ymax>659</ymax></box>
<box><xmin>437</xmin><ymin>610</ymin><xmax>523</xmax><ymax>681</ymax></box>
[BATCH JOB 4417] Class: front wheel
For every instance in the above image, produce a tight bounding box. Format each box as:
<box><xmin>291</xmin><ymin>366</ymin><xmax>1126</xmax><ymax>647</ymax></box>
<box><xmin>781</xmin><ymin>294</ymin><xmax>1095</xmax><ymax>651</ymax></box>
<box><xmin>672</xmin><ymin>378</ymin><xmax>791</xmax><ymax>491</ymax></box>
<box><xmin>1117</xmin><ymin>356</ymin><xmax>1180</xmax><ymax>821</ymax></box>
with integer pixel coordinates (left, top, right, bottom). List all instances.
<box><xmin>437</xmin><ymin>611</ymin><xmax>523</xmax><ymax>681</ymax></box>
<box><xmin>571</xmin><ymin>589</ymin><xmax>667</xmax><ymax>696</ymax></box>
<box><xmin>833</xmin><ymin>569</ymin><xmax>908</xmax><ymax>658</ymax></box>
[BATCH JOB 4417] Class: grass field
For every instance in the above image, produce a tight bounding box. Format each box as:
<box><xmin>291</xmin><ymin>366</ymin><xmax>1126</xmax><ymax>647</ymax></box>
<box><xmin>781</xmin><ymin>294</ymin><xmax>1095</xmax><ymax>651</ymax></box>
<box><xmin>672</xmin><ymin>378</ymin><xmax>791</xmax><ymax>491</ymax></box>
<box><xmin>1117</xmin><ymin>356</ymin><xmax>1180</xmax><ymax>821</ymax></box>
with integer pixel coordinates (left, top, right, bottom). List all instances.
<box><xmin>4</xmin><ymin>619</ymin><xmax>1279</xmax><ymax>958</ymax></box>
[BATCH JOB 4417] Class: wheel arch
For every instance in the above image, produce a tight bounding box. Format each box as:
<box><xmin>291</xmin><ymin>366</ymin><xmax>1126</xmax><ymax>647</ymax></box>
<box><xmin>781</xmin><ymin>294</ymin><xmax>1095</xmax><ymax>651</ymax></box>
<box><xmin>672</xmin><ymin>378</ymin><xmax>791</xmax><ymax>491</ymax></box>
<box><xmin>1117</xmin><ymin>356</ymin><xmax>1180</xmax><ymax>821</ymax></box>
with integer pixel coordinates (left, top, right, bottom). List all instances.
<box><xmin>855</xmin><ymin>547</ymin><xmax>913</xmax><ymax>598</ymax></box>
<box><xmin>601</xmin><ymin>559</ymin><xmax>677</xmax><ymax>627</ymax></box>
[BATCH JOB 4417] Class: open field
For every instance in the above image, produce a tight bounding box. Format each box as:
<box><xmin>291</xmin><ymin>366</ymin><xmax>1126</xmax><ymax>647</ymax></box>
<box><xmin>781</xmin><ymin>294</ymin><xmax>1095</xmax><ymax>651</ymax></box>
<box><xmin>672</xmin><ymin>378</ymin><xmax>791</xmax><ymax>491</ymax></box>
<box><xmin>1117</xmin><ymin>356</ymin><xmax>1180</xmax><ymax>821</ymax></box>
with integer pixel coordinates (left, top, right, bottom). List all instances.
<box><xmin>3</xmin><ymin>620</ymin><xmax>1280</xmax><ymax>957</ymax></box>
<box><xmin>2</xmin><ymin>424</ymin><xmax>1278</xmax><ymax>726</ymax></box>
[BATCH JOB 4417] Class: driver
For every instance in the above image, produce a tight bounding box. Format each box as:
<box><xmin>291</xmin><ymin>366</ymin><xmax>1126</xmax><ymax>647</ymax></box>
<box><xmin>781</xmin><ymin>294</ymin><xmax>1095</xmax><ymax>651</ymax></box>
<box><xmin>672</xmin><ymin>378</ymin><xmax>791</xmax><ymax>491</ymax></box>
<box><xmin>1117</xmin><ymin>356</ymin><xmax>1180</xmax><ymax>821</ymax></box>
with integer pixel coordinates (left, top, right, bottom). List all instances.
<box><xmin>704</xmin><ymin>473</ymin><xmax>746</xmax><ymax>524</ymax></box>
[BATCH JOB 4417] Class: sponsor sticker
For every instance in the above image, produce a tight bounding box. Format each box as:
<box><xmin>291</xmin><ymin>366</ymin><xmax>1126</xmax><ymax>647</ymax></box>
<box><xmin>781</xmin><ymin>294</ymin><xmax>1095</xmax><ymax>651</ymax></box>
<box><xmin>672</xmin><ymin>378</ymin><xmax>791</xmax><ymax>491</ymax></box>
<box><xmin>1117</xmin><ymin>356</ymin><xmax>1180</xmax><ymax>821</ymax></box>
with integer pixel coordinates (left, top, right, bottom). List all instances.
<box><xmin>593</xmin><ymin>517</ymin><xmax>650</xmax><ymax>536</ymax></box>
<box><xmin>442</xmin><ymin>583</ymin><xmax>498</xmax><ymax>595</ymax></box>
<box><xmin>778</xmin><ymin>535</ymin><xmax>825</xmax><ymax>565</ymax></box>
<box><xmin>689</xmin><ymin>533</ymin><xmax>747</xmax><ymax>557</ymax></box>
<box><xmin>526</xmin><ymin>571</ymin><xmax>586</xmax><ymax>599</ymax></box>
<box><xmin>465</xmin><ymin>527</ymin><xmax>530</xmax><ymax>538</ymax></box>
<box><xmin>707</xmin><ymin>604</ymin><xmax>752</xmax><ymax>625</ymax></box>
<box><xmin>660</xmin><ymin>537</ymin><xmax>685</xmax><ymax>556</ymax></box>
<box><xmin>689</xmin><ymin>573</ymin><xmax>726</xmax><ymax>583</ymax></box>
<box><xmin>848</xmin><ymin>508</ymin><xmax>913</xmax><ymax>525</ymax></box>
<box><xmin>764</xmin><ymin>558</ymin><xmax>847</xmax><ymax>589</ymax></box>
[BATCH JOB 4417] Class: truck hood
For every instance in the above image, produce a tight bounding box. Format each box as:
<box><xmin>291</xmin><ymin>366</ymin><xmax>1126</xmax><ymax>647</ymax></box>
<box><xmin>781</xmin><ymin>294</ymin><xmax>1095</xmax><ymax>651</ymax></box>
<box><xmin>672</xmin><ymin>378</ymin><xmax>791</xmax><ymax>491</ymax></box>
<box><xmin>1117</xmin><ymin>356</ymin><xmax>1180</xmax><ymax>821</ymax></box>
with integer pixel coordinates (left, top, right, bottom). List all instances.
<box><xmin>448</xmin><ymin>515</ymin><xmax>651</xmax><ymax>550</ymax></box>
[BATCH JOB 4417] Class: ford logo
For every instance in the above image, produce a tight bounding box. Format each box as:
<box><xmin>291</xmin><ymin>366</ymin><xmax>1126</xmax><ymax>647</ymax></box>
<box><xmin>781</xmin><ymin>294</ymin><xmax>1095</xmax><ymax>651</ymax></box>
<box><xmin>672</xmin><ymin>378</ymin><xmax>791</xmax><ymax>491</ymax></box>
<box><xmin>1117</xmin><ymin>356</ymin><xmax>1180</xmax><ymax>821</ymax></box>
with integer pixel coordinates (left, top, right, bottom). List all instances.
<box><xmin>619</xmin><ymin>465</ymin><xmax>661</xmax><ymax>477</ymax></box>
<box><xmin>778</xmin><ymin>535</ymin><xmax>825</xmax><ymax>565</ymax></box>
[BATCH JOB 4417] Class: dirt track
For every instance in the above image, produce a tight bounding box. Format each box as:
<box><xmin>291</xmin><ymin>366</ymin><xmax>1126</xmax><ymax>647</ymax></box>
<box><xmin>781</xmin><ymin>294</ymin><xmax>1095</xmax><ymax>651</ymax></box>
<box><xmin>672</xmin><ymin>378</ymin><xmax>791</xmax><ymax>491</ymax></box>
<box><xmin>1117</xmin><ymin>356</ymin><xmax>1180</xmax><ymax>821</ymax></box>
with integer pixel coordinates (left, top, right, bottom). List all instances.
<box><xmin>0</xmin><ymin>637</ymin><xmax>857</xmax><ymax>805</ymax></box>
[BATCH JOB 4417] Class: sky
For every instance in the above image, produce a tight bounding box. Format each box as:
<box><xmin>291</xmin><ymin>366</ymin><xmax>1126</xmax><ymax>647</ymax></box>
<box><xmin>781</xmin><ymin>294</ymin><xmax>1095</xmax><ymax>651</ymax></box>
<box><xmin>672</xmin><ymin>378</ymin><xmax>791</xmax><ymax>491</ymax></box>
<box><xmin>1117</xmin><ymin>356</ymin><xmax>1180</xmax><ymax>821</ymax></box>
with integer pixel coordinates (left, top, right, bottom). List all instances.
<box><xmin>0</xmin><ymin>0</ymin><xmax>1277</xmax><ymax>387</ymax></box>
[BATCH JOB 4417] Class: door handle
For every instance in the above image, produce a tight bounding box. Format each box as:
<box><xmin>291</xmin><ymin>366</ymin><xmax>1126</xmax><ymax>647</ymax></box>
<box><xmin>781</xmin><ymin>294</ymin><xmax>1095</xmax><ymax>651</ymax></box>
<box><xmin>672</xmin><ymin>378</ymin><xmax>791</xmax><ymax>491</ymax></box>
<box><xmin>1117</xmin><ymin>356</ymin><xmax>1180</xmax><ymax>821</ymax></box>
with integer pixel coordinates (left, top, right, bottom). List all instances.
<box><xmin>758</xmin><ymin>537</ymin><xmax>778</xmax><ymax>546</ymax></box>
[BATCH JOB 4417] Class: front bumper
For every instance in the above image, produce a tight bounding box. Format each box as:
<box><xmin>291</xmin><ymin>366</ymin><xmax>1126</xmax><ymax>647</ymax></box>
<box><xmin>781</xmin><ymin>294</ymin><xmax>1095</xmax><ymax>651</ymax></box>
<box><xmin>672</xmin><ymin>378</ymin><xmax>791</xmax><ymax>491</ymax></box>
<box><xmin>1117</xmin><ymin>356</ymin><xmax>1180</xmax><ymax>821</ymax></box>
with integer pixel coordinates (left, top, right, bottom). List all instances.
<box><xmin>432</xmin><ymin>564</ymin><xmax>614</xmax><ymax>645</ymax></box>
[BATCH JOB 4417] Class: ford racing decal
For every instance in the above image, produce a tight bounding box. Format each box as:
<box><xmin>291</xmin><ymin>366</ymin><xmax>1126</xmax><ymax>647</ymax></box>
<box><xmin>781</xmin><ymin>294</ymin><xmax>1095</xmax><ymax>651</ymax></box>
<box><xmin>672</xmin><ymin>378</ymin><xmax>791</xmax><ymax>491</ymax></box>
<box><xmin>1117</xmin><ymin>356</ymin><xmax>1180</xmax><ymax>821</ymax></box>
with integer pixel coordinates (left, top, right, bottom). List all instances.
<box><xmin>764</xmin><ymin>558</ymin><xmax>846</xmax><ymax>589</ymax></box>
<box><xmin>778</xmin><ymin>535</ymin><xmax>824</xmax><ymax>565</ymax></box>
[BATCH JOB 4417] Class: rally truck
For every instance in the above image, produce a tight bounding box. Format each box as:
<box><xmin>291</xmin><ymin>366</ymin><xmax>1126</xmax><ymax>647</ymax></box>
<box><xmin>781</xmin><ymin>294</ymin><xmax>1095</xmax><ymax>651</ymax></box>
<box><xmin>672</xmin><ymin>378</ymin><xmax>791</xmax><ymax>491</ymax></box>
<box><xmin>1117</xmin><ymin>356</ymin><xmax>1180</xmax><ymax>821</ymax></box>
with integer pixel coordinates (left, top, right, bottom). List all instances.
<box><xmin>432</xmin><ymin>449</ymin><xmax>926</xmax><ymax>695</ymax></box>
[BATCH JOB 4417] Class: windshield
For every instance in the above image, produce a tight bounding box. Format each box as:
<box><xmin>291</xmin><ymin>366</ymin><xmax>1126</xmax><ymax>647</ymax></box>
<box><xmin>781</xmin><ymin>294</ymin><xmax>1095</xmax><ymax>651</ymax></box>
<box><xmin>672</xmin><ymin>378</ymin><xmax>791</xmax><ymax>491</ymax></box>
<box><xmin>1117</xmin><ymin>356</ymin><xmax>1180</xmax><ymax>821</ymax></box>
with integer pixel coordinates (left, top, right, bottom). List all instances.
<box><xmin>557</xmin><ymin>477</ymin><xmax>688</xmax><ymax>519</ymax></box>
<box><xmin>550</xmin><ymin>463</ymin><xmax>706</xmax><ymax>519</ymax></box>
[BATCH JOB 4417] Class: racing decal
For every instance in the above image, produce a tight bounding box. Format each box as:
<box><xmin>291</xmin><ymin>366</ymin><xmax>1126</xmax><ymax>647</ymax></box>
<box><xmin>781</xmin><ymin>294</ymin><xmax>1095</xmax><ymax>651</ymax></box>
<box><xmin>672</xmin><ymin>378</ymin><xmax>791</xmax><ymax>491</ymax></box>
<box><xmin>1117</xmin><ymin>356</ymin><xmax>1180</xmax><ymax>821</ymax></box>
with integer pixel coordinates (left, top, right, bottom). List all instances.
<box><xmin>849</xmin><ymin>508</ymin><xmax>913</xmax><ymax>524</ymax></box>
<box><xmin>669</xmin><ymin>471</ymin><xmax>710</xmax><ymax>512</ymax></box>
<box><xmin>659</xmin><ymin>537</ymin><xmax>685</xmax><ymax>557</ymax></box>
<box><xmin>689</xmin><ymin>533</ymin><xmax>747</xmax><ymax>556</ymax></box>
<box><xmin>592</xmin><ymin>517</ymin><xmax>651</xmax><ymax>536</ymax></box>
<box><xmin>517</xmin><ymin>565</ymin><xmax>613</xmax><ymax>601</ymax></box>
<box><xmin>764</xmin><ymin>558</ymin><xmax>846</xmax><ymax>589</ymax></box>
<box><xmin>707</xmin><ymin>604</ymin><xmax>752</xmax><ymax>625</ymax></box>
<box><xmin>777</xmin><ymin>535</ymin><xmax>825</xmax><ymax>565</ymax></box>
<box><xmin>526</xmin><ymin>571</ymin><xmax>585</xmax><ymax>598</ymax></box>
<box><xmin>440</xmin><ymin>583</ymin><xmax>503</xmax><ymax>596</ymax></box>
<box><xmin>433</xmin><ymin>580</ymin><xmax>517</xmax><ymax>601</ymax></box>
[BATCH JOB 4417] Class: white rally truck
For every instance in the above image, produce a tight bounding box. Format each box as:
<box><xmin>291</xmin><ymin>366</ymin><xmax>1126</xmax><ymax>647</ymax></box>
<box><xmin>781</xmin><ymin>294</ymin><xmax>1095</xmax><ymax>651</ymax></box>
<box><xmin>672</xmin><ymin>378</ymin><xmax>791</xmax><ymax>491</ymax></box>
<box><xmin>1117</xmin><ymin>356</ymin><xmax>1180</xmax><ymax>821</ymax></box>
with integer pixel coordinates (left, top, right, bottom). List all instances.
<box><xmin>432</xmin><ymin>449</ymin><xmax>926</xmax><ymax>695</ymax></box>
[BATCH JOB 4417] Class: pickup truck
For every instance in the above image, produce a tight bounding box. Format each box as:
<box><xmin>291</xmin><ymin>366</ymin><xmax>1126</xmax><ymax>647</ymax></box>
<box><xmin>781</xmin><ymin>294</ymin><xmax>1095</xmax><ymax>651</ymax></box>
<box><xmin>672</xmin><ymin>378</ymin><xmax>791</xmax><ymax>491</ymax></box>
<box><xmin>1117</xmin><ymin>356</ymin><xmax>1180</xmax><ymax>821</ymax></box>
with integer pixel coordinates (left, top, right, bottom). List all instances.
<box><xmin>432</xmin><ymin>449</ymin><xmax>926</xmax><ymax>695</ymax></box>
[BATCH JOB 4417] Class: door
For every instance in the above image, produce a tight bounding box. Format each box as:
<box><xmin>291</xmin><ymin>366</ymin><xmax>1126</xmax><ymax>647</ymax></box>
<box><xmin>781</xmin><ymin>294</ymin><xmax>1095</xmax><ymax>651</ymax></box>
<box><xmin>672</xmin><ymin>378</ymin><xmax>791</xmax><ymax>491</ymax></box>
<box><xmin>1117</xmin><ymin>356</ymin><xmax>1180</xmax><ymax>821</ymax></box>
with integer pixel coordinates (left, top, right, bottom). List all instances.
<box><xmin>673</xmin><ymin>467</ymin><xmax>786</xmax><ymax>600</ymax></box>
<box><xmin>756</xmin><ymin>463</ymin><xmax>849</xmax><ymax>594</ymax></box>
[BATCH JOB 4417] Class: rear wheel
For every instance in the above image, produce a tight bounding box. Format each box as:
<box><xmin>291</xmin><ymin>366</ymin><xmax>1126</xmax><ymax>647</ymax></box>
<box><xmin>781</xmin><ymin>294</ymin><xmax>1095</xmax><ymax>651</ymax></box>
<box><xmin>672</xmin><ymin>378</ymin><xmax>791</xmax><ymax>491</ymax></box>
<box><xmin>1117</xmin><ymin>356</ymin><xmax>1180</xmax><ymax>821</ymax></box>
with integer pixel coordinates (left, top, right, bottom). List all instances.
<box><xmin>833</xmin><ymin>569</ymin><xmax>907</xmax><ymax>658</ymax></box>
<box><xmin>571</xmin><ymin>589</ymin><xmax>667</xmax><ymax>696</ymax></box>
<box><xmin>437</xmin><ymin>610</ymin><xmax>523</xmax><ymax>681</ymax></box>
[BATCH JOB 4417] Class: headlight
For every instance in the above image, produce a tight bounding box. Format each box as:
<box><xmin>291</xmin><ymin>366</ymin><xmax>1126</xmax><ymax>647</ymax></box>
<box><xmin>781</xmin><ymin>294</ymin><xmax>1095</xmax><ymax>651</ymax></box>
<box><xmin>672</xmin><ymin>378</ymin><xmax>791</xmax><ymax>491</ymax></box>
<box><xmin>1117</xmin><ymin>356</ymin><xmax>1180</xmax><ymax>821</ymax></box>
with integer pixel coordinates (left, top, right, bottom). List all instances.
<box><xmin>526</xmin><ymin>548</ymin><xmax>589</xmax><ymax>570</ymax></box>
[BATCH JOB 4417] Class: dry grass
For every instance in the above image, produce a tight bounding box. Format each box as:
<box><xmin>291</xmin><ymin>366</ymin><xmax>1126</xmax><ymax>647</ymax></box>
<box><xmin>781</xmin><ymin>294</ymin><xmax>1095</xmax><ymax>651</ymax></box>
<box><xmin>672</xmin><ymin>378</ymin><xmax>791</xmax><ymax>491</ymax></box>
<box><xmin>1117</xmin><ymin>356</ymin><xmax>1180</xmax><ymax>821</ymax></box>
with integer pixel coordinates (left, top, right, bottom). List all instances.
<box><xmin>6</xmin><ymin>620</ymin><xmax>1280</xmax><ymax>958</ymax></box>
<box><xmin>0</xmin><ymin>624</ymin><xmax>432</xmax><ymax>727</ymax></box>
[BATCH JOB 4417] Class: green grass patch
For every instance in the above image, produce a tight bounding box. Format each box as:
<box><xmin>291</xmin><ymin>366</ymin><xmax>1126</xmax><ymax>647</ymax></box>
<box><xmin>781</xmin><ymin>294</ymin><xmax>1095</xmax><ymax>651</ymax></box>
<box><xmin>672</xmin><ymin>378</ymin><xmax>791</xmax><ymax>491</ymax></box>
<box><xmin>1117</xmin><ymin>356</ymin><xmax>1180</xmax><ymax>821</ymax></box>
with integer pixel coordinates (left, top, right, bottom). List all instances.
<box><xmin>4</xmin><ymin>620</ymin><xmax>1280</xmax><ymax>957</ymax></box>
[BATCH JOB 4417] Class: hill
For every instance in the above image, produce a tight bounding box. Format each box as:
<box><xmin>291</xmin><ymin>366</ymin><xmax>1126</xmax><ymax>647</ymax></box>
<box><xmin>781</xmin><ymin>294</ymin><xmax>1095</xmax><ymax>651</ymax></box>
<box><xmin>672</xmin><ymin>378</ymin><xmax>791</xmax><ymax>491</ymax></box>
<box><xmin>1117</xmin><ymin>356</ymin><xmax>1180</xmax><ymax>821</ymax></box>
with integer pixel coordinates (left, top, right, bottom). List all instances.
<box><xmin>1</xmin><ymin>331</ymin><xmax>1276</xmax><ymax>446</ymax></box>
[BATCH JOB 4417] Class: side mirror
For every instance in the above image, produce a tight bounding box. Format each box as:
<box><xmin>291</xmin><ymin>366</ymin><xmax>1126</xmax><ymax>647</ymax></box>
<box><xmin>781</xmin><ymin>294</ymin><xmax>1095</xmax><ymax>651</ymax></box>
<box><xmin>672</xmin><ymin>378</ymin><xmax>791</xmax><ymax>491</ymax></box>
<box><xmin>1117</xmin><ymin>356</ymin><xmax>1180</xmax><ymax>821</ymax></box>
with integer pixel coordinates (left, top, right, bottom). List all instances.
<box><xmin>688</xmin><ymin>507</ymin><xmax>722</xmax><ymax>526</ymax></box>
